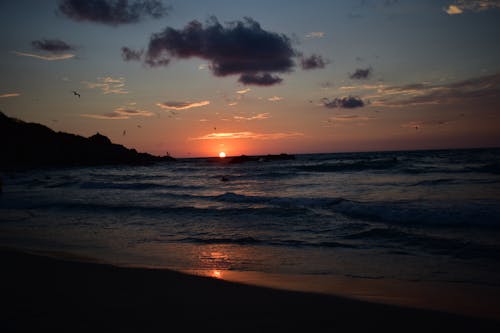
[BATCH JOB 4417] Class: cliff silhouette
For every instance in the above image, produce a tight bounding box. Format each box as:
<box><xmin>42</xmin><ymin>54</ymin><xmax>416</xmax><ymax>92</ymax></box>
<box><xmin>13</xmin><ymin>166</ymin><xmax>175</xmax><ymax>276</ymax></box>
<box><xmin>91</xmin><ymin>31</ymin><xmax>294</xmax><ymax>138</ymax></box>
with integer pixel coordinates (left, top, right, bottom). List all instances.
<box><xmin>0</xmin><ymin>112</ymin><xmax>174</xmax><ymax>170</ymax></box>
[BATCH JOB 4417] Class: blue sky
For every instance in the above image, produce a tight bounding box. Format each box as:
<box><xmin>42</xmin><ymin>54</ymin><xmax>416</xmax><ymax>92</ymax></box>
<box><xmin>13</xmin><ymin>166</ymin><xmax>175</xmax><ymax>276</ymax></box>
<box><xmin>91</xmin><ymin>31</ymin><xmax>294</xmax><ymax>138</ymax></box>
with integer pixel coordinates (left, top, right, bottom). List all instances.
<box><xmin>1</xmin><ymin>0</ymin><xmax>499</xmax><ymax>157</ymax></box>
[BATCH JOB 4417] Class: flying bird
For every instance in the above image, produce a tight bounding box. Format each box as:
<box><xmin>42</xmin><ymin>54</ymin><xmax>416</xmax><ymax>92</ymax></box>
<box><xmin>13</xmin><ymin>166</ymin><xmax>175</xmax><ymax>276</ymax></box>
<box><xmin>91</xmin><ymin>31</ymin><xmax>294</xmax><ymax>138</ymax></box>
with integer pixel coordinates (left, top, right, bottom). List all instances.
<box><xmin>71</xmin><ymin>90</ymin><xmax>80</xmax><ymax>98</ymax></box>
<box><xmin>123</xmin><ymin>130</ymin><xmax>126</xmax><ymax>136</ymax></box>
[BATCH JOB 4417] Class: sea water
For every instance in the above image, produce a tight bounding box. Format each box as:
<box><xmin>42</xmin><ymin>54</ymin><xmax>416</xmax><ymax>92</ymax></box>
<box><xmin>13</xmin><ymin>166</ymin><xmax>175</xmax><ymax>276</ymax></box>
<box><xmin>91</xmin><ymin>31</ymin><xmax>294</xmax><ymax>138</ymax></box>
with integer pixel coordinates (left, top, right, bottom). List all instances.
<box><xmin>1</xmin><ymin>148</ymin><xmax>500</xmax><ymax>292</ymax></box>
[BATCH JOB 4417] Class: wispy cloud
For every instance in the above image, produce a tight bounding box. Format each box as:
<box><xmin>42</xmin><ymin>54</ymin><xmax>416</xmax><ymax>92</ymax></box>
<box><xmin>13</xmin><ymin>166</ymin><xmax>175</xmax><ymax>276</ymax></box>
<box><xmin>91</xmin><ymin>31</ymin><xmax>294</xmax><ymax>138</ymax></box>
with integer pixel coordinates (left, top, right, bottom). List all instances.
<box><xmin>12</xmin><ymin>51</ymin><xmax>75</xmax><ymax>61</ymax></box>
<box><xmin>0</xmin><ymin>93</ymin><xmax>20</xmax><ymax>98</ymax></box>
<box><xmin>371</xmin><ymin>73</ymin><xmax>500</xmax><ymax>107</ymax></box>
<box><xmin>329</xmin><ymin>115</ymin><xmax>375</xmax><ymax>122</ymax></box>
<box><xmin>305</xmin><ymin>32</ymin><xmax>325</xmax><ymax>38</ymax></box>
<box><xmin>191</xmin><ymin>131</ymin><xmax>303</xmax><ymax>140</ymax></box>
<box><xmin>444</xmin><ymin>1</ymin><xmax>500</xmax><ymax>15</ymax></box>
<box><xmin>236</xmin><ymin>88</ymin><xmax>251</xmax><ymax>94</ymax></box>
<box><xmin>81</xmin><ymin>106</ymin><xmax>154</xmax><ymax>120</ymax></box>
<box><xmin>82</xmin><ymin>77</ymin><xmax>128</xmax><ymax>94</ymax></box>
<box><xmin>81</xmin><ymin>113</ymin><xmax>129</xmax><ymax>120</ymax></box>
<box><xmin>156</xmin><ymin>100</ymin><xmax>210</xmax><ymax>110</ymax></box>
<box><xmin>268</xmin><ymin>96</ymin><xmax>284</xmax><ymax>102</ymax></box>
<box><xmin>233</xmin><ymin>113</ymin><xmax>270</xmax><ymax>121</ymax></box>
<box><xmin>32</xmin><ymin>39</ymin><xmax>75</xmax><ymax>53</ymax></box>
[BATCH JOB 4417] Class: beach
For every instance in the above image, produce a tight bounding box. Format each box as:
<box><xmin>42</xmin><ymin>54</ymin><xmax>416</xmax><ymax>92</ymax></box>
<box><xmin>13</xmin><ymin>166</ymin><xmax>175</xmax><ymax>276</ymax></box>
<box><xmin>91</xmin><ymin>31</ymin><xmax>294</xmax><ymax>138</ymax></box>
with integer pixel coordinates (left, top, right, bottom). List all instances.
<box><xmin>2</xmin><ymin>248</ymin><xmax>499</xmax><ymax>332</ymax></box>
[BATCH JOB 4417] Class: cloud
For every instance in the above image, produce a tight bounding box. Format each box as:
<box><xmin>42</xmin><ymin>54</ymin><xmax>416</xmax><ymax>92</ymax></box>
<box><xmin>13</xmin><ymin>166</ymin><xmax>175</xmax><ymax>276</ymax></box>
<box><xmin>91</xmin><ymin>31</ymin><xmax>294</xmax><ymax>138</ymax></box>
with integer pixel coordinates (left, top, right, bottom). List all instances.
<box><xmin>57</xmin><ymin>0</ymin><xmax>170</xmax><ymax>25</ymax></box>
<box><xmin>236</xmin><ymin>88</ymin><xmax>251</xmax><ymax>94</ymax></box>
<box><xmin>121</xmin><ymin>47</ymin><xmax>143</xmax><ymax>61</ymax></box>
<box><xmin>191</xmin><ymin>131</ymin><xmax>303</xmax><ymax>140</ymax></box>
<box><xmin>372</xmin><ymin>73</ymin><xmax>500</xmax><ymax>107</ymax></box>
<box><xmin>81</xmin><ymin>106</ymin><xmax>154</xmax><ymax>119</ymax></box>
<box><xmin>305</xmin><ymin>32</ymin><xmax>325</xmax><ymax>38</ymax></box>
<box><xmin>350</xmin><ymin>67</ymin><xmax>372</xmax><ymax>80</ymax></box>
<box><xmin>268</xmin><ymin>96</ymin><xmax>283</xmax><ymax>102</ymax></box>
<box><xmin>444</xmin><ymin>1</ymin><xmax>500</xmax><ymax>14</ymax></box>
<box><xmin>322</xmin><ymin>96</ymin><xmax>365</xmax><ymax>109</ymax></box>
<box><xmin>156</xmin><ymin>100</ymin><xmax>210</xmax><ymax>110</ymax></box>
<box><xmin>82</xmin><ymin>76</ymin><xmax>128</xmax><ymax>94</ymax></box>
<box><xmin>12</xmin><ymin>51</ymin><xmax>75</xmax><ymax>61</ymax></box>
<box><xmin>0</xmin><ymin>93</ymin><xmax>21</xmax><ymax>98</ymax></box>
<box><xmin>81</xmin><ymin>113</ymin><xmax>129</xmax><ymax>120</ymax></box>
<box><xmin>32</xmin><ymin>39</ymin><xmax>75</xmax><ymax>53</ymax></box>
<box><xmin>445</xmin><ymin>4</ymin><xmax>464</xmax><ymax>14</ymax></box>
<box><xmin>114</xmin><ymin>107</ymin><xmax>155</xmax><ymax>117</ymax></box>
<box><xmin>238</xmin><ymin>73</ymin><xmax>283</xmax><ymax>86</ymax></box>
<box><xmin>329</xmin><ymin>115</ymin><xmax>374</xmax><ymax>122</ymax></box>
<box><xmin>141</xmin><ymin>17</ymin><xmax>297</xmax><ymax>86</ymax></box>
<box><xmin>301</xmin><ymin>54</ymin><xmax>328</xmax><ymax>70</ymax></box>
<box><xmin>233</xmin><ymin>113</ymin><xmax>270</xmax><ymax>121</ymax></box>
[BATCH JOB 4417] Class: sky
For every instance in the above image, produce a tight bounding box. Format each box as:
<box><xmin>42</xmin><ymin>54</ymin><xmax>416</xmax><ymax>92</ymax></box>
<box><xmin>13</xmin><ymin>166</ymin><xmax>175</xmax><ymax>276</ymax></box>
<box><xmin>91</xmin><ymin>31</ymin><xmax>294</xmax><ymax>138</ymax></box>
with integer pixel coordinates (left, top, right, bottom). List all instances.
<box><xmin>1</xmin><ymin>0</ymin><xmax>499</xmax><ymax>158</ymax></box>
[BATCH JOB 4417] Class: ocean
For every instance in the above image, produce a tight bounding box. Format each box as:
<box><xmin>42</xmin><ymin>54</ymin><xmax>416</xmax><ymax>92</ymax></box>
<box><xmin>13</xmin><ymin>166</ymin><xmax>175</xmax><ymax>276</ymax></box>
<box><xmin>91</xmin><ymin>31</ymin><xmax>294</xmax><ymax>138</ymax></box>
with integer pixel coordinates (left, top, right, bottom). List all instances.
<box><xmin>2</xmin><ymin>148</ymin><xmax>500</xmax><ymax>301</ymax></box>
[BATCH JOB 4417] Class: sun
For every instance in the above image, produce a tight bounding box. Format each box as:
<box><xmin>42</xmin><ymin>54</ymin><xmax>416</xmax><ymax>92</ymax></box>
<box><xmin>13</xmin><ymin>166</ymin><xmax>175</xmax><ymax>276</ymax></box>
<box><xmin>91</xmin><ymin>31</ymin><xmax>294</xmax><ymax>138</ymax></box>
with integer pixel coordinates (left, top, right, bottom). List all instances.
<box><xmin>219</xmin><ymin>151</ymin><xmax>226</xmax><ymax>158</ymax></box>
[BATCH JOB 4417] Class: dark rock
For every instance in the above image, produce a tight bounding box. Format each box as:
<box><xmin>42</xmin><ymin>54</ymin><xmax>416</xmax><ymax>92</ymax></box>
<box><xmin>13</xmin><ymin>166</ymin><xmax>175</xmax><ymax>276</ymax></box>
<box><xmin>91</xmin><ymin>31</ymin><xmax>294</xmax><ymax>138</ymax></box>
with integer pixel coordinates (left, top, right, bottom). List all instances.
<box><xmin>0</xmin><ymin>111</ymin><xmax>175</xmax><ymax>170</ymax></box>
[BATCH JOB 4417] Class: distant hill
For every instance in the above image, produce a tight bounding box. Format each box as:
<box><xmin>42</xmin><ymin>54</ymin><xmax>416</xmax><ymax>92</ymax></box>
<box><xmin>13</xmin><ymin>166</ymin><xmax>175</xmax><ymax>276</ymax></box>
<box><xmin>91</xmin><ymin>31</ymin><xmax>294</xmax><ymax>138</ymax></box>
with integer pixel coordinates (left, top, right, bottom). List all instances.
<box><xmin>0</xmin><ymin>112</ymin><xmax>174</xmax><ymax>170</ymax></box>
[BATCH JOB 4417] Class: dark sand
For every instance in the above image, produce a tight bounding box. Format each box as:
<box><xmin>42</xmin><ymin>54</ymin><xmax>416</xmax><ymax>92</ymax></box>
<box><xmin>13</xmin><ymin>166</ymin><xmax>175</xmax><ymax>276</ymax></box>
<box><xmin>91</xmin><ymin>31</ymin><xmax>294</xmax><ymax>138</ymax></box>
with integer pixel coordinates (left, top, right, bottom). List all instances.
<box><xmin>1</xmin><ymin>249</ymin><xmax>499</xmax><ymax>332</ymax></box>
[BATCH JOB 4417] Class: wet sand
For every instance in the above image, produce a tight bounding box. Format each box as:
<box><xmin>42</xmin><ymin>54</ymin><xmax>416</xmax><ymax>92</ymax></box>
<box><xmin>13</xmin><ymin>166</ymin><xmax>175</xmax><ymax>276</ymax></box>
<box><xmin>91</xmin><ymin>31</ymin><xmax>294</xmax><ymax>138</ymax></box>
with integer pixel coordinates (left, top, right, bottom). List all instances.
<box><xmin>1</xmin><ymin>248</ymin><xmax>499</xmax><ymax>332</ymax></box>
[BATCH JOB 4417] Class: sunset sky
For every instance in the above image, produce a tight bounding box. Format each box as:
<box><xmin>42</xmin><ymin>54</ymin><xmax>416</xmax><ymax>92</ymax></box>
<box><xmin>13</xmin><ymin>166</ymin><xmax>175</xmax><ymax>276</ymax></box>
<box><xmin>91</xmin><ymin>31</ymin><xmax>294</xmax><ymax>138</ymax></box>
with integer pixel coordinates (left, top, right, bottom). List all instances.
<box><xmin>1</xmin><ymin>0</ymin><xmax>499</xmax><ymax>157</ymax></box>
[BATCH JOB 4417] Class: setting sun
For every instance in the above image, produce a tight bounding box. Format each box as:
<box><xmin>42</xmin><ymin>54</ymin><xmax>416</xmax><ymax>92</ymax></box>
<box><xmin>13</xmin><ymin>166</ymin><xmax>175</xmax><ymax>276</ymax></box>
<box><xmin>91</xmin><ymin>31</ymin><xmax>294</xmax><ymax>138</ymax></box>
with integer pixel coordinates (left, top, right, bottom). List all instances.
<box><xmin>219</xmin><ymin>151</ymin><xmax>226</xmax><ymax>158</ymax></box>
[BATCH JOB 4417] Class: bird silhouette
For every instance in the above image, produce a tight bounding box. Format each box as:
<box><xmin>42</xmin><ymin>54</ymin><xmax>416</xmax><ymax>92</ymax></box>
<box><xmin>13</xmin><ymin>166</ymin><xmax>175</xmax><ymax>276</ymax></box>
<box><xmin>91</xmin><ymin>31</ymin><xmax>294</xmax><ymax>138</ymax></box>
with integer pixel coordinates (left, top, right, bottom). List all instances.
<box><xmin>71</xmin><ymin>90</ymin><xmax>80</xmax><ymax>98</ymax></box>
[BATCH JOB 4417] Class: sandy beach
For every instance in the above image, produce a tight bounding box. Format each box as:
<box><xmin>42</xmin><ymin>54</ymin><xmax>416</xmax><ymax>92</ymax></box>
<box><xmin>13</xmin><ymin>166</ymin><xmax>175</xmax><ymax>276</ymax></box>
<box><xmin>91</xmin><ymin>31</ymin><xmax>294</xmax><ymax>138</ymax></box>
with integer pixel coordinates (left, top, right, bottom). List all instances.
<box><xmin>1</xmin><ymin>248</ymin><xmax>499</xmax><ymax>332</ymax></box>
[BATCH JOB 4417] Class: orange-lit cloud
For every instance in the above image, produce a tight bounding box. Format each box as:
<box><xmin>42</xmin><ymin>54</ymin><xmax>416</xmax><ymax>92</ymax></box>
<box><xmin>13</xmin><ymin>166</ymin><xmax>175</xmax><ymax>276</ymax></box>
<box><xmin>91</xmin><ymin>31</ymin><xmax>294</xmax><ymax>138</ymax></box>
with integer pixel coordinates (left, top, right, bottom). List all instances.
<box><xmin>444</xmin><ymin>1</ymin><xmax>500</xmax><ymax>15</ymax></box>
<box><xmin>445</xmin><ymin>4</ymin><xmax>464</xmax><ymax>14</ymax></box>
<box><xmin>82</xmin><ymin>77</ymin><xmax>128</xmax><ymax>94</ymax></box>
<box><xmin>329</xmin><ymin>115</ymin><xmax>375</xmax><ymax>122</ymax></box>
<box><xmin>81</xmin><ymin>106</ymin><xmax>154</xmax><ymax>120</ymax></box>
<box><xmin>156</xmin><ymin>100</ymin><xmax>210</xmax><ymax>110</ymax></box>
<box><xmin>0</xmin><ymin>93</ymin><xmax>20</xmax><ymax>98</ymax></box>
<box><xmin>236</xmin><ymin>88</ymin><xmax>251</xmax><ymax>94</ymax></box>
<box><xmin>81</xmin><ymin>113</ymin><xmax>129</xmax><ymax>120</ymax></box>
<box><xmin>12</xmin><ymin>51</ymin><xmax>75</xmax><ymax>61</ymax></box>
<box><xmin>191</xmin><ymin>131</ymin><xmax>303</xmax><ymax>140</ymax></box>
<box><xmin>268</xmin><ymin>96</ymin><xmax>284</xmax><ymax>102</ymax></box>
<box><xmin>233</xmin><ymin>113</ymin><xmax>270</xmax><ymax>121</ymax></box>
<box><xmin>305</xmin><ymin>32</ymin><xmax>325</xmax><ymax>38</ymax></box>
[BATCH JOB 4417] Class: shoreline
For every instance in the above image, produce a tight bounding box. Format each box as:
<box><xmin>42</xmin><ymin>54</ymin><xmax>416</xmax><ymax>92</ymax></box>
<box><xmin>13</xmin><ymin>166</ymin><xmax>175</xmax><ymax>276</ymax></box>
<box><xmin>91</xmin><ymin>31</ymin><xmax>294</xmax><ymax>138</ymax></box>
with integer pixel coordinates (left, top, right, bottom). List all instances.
<box><xmin>1</xmin><ymin>248</ymin><xmax>499</xmax><ymax>332</ymax></box>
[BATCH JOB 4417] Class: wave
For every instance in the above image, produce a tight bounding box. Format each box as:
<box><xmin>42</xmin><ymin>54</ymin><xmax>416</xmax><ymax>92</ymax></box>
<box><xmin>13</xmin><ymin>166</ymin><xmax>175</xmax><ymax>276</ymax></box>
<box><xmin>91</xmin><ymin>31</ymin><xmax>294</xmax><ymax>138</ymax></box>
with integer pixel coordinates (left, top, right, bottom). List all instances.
<box><xmin>343</xmin><ymin>227</ymin><xmax>500</xmax><ymax>260</ymax></box>
<box><xmin>170</xmin><ymin>236</ymin><xmax>358</xmax><ymax>249</ymax></box>
<box><xmin>79</xmin><ymin>181</ymin><xmax>203</xmax><ymax>191</ymax></box>
<box><xmin>215</xmin><ymin>192</ymin><xmax>345</xmax><ymax>208</ymax></box>
<box><xmin>296</xmin><ymin>158</ymin><xmax>399</xmax><ymax>173</ymax></box>
<box><xmin>332</xmin><ymin>200</ymin><xmax>500</xmax><ymax>227</ymax></box>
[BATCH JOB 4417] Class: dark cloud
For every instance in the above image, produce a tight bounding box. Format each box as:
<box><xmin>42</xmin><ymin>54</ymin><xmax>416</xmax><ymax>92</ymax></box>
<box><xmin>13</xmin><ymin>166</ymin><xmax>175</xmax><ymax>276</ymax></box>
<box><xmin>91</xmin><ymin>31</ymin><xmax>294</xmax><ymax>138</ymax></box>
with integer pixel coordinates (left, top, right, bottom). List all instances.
<box><xmin>32</xmin><ymin>39</ymin><xmax>74</xmax><ymax>53</ymax></box>
<box><xmin>142</xmin><ymin>17</ymin><xmax>297</xmax><ymax>85</ymax></box>
<box><xmin>301</xmin><ymin>54</ymin><xmax>327</xmax><ymax>70</ymax></box>
<box><xmin>57</xmin><ymin>0</ymin><xmax>170</xmax><ymax>25</ymax></box>
<box><xmin>121</xmin><ymin>47</ymin><xmax>143</xmax><ymax>61</ymax></box>
<box><xmin>350</xmin><ymin>67</ymin><xmax>372</xmax><ymax>79</ymax></box>
<box><xmin>323</xmin><ymin>96</ymin><xmax>365</xmax><ymax>109</ymax></box>
<box><xmin>238</xmin><ymin>73</ymin><xmax>283</xmax><ymax>86</ymax></box>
